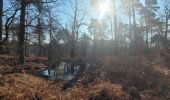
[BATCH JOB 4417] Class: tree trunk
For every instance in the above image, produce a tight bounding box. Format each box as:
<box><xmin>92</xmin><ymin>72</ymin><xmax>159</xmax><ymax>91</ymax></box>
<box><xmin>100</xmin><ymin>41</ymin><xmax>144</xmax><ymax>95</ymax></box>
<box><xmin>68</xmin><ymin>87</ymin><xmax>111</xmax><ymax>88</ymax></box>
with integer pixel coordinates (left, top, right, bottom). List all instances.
<box><xmin>132</xmin><ymin>0</ymin><xmax>136</xmax><ymax>26</ymax></box>
<box><xmin>70</xmin><ymin>34</ymin><xmax>75</xmax><ymax>58</ymax></box>
<box><xmin>150</xmin><ymin>28</ymin><xmax>152</xmax><ymax>48</ymax></box>
<box><xmin>113</xmin><ymin>0</ymin><xmax>118</xmax><ymax>51</ymax></box>
<box><xmin>70</xmin><ymin>17</ymin><xmax>76</xmax><ymax>58</ymax></box>
<box><xmin>128</xmin><ymin>2</ymin><xmax>132</xmax><ymax>42</ymax></box>
<box><xmin>70</xmin><ymin>0</ymin><xmax>78</xmax><ymax>58</ymax></box>
<box><xmin>114</xmin><ymin>15</ymin><xmax>118</xmax><ymax>45</ymax></box>
<box><xmin>38</xmin><ymin>33</ymin><xmax>42</xmax><ymax>56</ymax></box>
<box><xmin>132</xmin><ymin>0</ymin><xmax>137</xmax><ymax>48</ymax></box>
<box><xmin>25</xmin><ymin>32</ymin><xmax>28</xmax><ymax>56</ymax></box>
<box><xmin>37</xmin><ymin>18</ymin><xmax>42</xmax><ymax>57</ymax></box>
<box><xmin>165</xmin><ymin>16</ymin><xmax>168</xmax><ymax>40</ymax></box>
<box><xmin>48</xmin><ymin>25</ymin><xmax>52</xmax><ymax>64</ymax></box>
<box><xmin>70</xmin><ymin>29</ymin><xmax>75</xmax><ymax>73</ymax></box>
<box><xmin>146</xmin><ymin>27</ymin><xmax>149</xmax><ymax>48</ymax></box>
<box><xmin>18</xmin><ymin>0</ymin><xmax>26</xmax><ymax>64</ymax></box>
<box><xmin>0</xmin><ymin>0</ymin><xmax>3</xmax><ymax>50</ymax></box>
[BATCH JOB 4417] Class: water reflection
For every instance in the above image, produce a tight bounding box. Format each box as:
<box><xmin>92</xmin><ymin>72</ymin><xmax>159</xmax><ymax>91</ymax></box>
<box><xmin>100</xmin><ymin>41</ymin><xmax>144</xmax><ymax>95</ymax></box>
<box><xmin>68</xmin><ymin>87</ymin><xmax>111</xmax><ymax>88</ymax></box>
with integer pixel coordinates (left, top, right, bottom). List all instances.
<box><xmin>41</xmin><ymin>62</ymin><xmax>80</xmax><ymax>80</ymax></box>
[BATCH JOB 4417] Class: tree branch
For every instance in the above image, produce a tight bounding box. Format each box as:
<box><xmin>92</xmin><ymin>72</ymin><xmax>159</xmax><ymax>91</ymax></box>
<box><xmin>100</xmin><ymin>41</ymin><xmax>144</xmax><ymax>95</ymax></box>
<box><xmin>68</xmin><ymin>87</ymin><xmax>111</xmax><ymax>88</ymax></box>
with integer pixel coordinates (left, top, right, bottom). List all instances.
<box><xmin>0</xmin><ymin>7</ymin><xmax>20</xmax><ymax>45</ymax></box>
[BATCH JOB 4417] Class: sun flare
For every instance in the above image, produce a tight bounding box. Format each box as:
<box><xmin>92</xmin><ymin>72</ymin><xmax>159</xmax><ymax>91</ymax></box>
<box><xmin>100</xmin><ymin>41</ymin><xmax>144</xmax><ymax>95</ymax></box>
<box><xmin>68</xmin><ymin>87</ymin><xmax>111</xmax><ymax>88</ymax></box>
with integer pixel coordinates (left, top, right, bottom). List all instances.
<box><xmin>99</xmin><ymin>0</ymin><xmax>111</xmax><ymax>19</ymax></box>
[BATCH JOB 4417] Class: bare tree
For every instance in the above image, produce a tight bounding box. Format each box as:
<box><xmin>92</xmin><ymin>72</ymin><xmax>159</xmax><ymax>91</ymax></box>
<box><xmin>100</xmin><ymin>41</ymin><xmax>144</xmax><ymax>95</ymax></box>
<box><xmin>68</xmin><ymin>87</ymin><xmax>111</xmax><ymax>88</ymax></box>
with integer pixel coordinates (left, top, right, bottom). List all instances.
<box><xmin>164</xmin><ymin>1</ymin><xmax>170</xmax><ymax>40</ymax></box>
<box><xmin>17</xmin><ymin>0</ymin><xmax>57</xmax><ymax>64</ymax></box>
<box><xmin>67</xmin><ymin>0</ymin><xmax>87</xmax><ymax>58</ymax></box>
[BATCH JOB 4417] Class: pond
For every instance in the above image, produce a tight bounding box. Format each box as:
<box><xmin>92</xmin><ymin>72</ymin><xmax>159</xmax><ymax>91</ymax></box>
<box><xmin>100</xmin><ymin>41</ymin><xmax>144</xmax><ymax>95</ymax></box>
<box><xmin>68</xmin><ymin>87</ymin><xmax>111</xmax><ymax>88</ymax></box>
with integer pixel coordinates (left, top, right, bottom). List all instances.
<box><xmin>40</xmin><ymin>62</ymin><xmax>80</xmax><ymax>80</ymax></box>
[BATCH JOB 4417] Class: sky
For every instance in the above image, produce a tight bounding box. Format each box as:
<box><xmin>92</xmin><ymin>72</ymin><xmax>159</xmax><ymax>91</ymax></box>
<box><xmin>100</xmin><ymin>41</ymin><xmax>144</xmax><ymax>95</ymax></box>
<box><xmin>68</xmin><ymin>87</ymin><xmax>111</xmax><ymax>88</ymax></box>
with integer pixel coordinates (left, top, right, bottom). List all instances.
<box><xmin>52</xmin><ymin>0</ymin><xmax>166</xmax><ymax>42</ymax></box>
<box><xmin>3</xmin><ymin>0</ymin><xmax>165</xmax><ymax>39</ymax></box>
<box><xmin>57</xmin><ymin>0</ymin><xmax>116</xmax><ymax>36</ymax></box>
<box><xmin>56</xmin><ymin>0</ymin><xmax>91</xmax><ymax>34</ymax></box>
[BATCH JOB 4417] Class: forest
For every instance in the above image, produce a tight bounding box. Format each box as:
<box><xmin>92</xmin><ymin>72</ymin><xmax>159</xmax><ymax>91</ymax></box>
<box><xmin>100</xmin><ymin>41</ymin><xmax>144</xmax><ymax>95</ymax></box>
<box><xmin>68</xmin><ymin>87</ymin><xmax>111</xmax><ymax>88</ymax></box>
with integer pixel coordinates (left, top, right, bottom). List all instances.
<box><xmin>0</xmin><ymin>0</ymin><xmax>170</xmax><ymax>100</ymax></box>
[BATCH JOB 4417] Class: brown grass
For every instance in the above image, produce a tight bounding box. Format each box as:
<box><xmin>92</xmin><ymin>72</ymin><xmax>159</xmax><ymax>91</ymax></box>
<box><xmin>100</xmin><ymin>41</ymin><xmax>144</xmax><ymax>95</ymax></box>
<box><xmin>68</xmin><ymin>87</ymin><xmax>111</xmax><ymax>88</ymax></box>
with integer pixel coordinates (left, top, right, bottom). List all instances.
<box><xmin>1</xmin><ymin>53</ymin><xmax>170</xmax><ymax>100</ymax></box>
<box><xmin>0</xmin><ymin>74</ymin><xmax>62</xmax><ymax>100</ymax></box>
<box><xmin>0</xmin><ymin>73</ymin><xmax>129</xmax><ymax>100</ymax></box>
<box><xmin>64</xmin><ymin>81</ymin><xmax>128</xmax><ymax>100</ymax></box>
<box><xmin>100</xmin><ymin>56</ymin><xmax>159</xmax><ymax>90</ymax></box>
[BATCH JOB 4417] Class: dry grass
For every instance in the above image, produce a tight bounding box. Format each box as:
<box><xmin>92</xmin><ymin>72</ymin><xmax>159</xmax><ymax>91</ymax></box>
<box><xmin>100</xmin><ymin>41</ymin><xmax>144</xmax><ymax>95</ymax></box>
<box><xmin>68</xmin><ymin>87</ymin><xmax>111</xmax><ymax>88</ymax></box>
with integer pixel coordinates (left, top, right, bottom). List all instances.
<box><xmin>100</xmin><ymin>56</ymin><xmax>158</xmax><ymax>90</ymax></box>
<box><xmin>1</xmin><ymin>53</ymin><xmax>170</xmax><ymax>100</ymax></box>
<box><xmin>0</xmin><ymin>54</ymin><xmax>48</xmax><ymax>75</ymax></box>
<box><xmin>64</xmin><ymin>81</ymin><xmax>128</xmax><ymax>100</ymax></box>
<box><xmin>0</xmin><ymin>73</ymin><xmax>129</xmax><ymax>100</ymax></box>
<box><xmin>0</xmin><ymin>74</ymin><xmax>62</xmax><ymax>100</ymax></box>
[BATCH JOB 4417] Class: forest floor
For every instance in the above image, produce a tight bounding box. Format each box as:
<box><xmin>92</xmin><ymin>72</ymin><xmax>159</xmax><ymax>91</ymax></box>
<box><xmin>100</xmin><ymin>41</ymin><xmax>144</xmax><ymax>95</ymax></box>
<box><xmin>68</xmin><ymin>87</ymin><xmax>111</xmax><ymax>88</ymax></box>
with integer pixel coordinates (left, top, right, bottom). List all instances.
<box><xmin>0</xmin><ymin>54</ymin><xmax>170</xmax><ymax>100</ymax></box>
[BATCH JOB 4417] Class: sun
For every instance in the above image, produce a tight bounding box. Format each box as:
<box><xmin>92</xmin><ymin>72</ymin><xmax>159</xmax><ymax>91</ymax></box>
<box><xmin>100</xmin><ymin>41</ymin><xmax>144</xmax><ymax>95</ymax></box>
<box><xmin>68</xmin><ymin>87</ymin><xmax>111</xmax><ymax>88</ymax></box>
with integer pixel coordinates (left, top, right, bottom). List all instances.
<box><xmin>99</xmin><ymin>0</ymin><xmax>111</xmax><ymax>19</ymax></box>
<box><xmin>100</xmin><ymin>2</ymin><xmax>109</xmax><ymax>13</ymax></box>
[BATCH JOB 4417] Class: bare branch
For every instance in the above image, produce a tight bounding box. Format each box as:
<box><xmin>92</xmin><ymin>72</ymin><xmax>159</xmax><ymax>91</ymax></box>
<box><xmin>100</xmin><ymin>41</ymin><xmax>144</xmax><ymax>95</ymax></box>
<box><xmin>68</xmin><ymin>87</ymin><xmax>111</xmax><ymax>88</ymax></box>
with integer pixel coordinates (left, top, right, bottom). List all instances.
<box><xmin>0</xmin><ymin>7</ymin><xmax>20</xmax><ymax>45</ymax></box>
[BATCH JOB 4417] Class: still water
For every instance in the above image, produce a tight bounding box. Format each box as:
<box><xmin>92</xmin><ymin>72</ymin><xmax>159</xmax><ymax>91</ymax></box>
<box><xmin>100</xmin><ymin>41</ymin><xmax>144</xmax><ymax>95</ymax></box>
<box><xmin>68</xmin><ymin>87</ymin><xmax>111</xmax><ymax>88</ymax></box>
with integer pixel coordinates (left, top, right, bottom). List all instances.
<box><xmin>40</xmin><ymin>62</ymin><xmax>80</xmax><ymax>80</ymax></box>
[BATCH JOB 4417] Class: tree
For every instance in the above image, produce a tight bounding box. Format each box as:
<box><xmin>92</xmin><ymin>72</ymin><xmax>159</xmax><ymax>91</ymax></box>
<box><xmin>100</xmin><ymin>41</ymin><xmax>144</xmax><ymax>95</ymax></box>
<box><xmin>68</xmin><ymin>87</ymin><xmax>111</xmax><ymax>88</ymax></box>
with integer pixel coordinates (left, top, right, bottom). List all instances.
<box><xmin>48</xmin><ymin>12</ymin><xmax>53</xmax><ymax>64</ymax></box>
<box><xmin>112</xmin><ymin>0</ymin><xmax>118</xmax><ymax>50</ymax></box>
<box><xmin>163</xmin><ymin>0</ymin><xmax>170</xmax><ymax>41</ymax></box>
<box><xmin>0</xmin><ymin>0</ymin><xmax>3</xmax><ymax>48</ymax></box>
<box><xmin>17</xmin><ymin>0</ymin><xmax>57</xmax><ymax>64</ymax></box>
<box><xmin>79</xmin><ymin>33</ymin><xmax>90</xmax><ymax>57</ymax></box>
<box><xmin>121</xmin><ymin>0</ymin><xmax>142</xmax><ymax>47</ymax></box>
<box><xmin>144</xmin><ymin>0</ymin><xmax>159</xmax><ymax>47</ymax></box>
<box><xmin>88</xmin><ymin>18</ymin><xmax>101</xmax><ymax>46</ymax></box>
<box><xmin>47</xmin><ymin>11</ymin><xmax>61</xmax><ymax>64</ymax></box>
<box><xmin>37</xmin><ymin>19</ymin><xmax>44</xmax><ymax>56</ymax></box>
<box><xmin>121</xmin><ymin>0</ymin><xmax>133</xmax><ymax>42</ymax></box>
<box><xmin>18</xmin><ymin>0</ymin><xmax>40</xmax><ymax>63</ymax></box>
<box><xmin>18</xmin><ymin>0</ymin><xmax>26</xmax><ymax>64</ymax></box>
<box><xmin>131</xmin><ymin>0</ymin><xmax>142</xmax><ymax>48</ymax></box>
<box><xmin>66</xmin><ymin>0</ymin><xmax>87</xmax><ymax>58</ymax></box>
<box><xmin>157</xmin><ymin>0</ymin><xmax>170</xmax><ymax>50</ymax></box>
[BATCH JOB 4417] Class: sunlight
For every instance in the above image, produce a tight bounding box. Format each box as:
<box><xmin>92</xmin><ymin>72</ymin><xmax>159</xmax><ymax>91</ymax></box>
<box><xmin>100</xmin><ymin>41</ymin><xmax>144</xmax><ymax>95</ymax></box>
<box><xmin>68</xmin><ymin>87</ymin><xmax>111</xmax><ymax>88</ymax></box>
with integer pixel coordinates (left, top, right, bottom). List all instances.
<box><xmin>99</xmin><ymin>0</ymin><xmax>111</xmax><ymax>19</ymax></box>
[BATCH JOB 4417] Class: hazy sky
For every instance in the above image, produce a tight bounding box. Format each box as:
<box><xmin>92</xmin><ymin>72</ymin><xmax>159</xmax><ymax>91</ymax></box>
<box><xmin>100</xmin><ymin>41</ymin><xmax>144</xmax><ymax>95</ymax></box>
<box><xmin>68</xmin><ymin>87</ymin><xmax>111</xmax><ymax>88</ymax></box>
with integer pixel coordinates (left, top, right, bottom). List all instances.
<box><xmin>3</xmin><ymin>0</ymin><xmax>165</xmax><ymax>36</ymax></box>
<box><xmin>57</xmin><ymin>0</ymin><xmax>163</xmax><ymax>34</ymax></box>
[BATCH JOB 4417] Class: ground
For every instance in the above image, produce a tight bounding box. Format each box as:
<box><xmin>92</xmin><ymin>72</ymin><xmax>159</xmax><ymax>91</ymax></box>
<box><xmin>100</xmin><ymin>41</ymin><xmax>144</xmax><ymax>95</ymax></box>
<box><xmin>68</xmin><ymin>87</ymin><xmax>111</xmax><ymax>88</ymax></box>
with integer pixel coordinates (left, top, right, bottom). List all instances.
<box><xmin>0</xmin><ymin>54</ymin><xmax>170</xmax><ymax>100</ymax></box>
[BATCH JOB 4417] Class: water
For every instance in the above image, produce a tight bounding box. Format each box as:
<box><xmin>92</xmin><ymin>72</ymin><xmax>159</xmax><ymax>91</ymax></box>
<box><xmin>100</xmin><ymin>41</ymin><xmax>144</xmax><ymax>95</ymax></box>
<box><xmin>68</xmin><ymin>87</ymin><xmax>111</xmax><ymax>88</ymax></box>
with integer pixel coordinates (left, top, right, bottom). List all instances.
<box><xmin>40</xmin><ymin>62</ymin><xmax>80</xmax><ymax>80</ymax></box>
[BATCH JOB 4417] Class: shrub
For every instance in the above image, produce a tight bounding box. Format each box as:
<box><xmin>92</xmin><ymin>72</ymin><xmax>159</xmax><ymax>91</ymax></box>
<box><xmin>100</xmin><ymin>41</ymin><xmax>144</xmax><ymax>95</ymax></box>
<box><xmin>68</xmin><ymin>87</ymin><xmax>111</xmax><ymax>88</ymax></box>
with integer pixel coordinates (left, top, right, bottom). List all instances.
<box><xmin>101</xmin><ymin>56</ymin><xmax>159</xmax><ymax>91</ymax></box>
